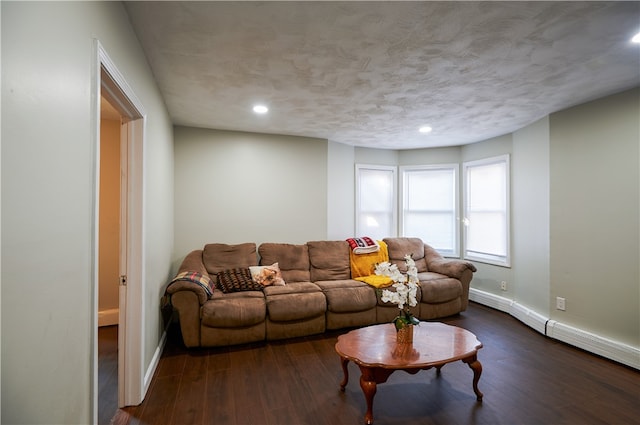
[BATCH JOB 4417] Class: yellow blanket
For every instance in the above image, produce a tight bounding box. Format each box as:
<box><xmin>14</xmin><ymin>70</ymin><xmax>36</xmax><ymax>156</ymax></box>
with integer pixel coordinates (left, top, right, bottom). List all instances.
<box><xmin>355</xmin><ymin>275</ymin><xmax>394</xmax><ymax>288</ymax></box>
<box><xmin>350</xmin><ymin>240</ymin><xmax>394</xmax><ymax>288</ymax></box>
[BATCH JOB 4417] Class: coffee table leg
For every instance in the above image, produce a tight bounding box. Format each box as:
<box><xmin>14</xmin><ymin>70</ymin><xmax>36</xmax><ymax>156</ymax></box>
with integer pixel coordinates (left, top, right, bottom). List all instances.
<box><xmin>339</xmin><ymin>356</ymin><xmax>349</xmax><ymax>391</ymax></box>
<box><xmin>359</xmin><ymin>367</ymin><xmax>377</xmax><ymax>425</ymax></box>
<box><xmin>463</xmin><ymin>355</ymin><xmax>483</xmax><ymax>402</ymax></box>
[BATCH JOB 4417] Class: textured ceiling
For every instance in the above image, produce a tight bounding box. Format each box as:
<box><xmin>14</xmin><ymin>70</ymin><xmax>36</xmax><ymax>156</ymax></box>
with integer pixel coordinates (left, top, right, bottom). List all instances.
<box><xmin>125</xmin><ymin>1</ymin><xmax>640</xmax><ymax>149</ymax></box>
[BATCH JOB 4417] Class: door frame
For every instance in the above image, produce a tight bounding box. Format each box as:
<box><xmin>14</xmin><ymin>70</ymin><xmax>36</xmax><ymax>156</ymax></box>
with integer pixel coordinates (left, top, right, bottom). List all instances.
<box><xmin>92</xmin><ymin>40</ymin><xmax>146</xmax><ymax>422</ymax></box>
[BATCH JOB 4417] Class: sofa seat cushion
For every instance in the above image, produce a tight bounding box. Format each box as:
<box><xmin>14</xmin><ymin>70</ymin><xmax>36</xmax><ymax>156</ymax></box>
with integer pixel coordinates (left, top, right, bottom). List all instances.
<box><xmin>209</xmin><ymin>289</ymin><xmax>264</xmax><ymax>300</ymax></box>
<box><xmin>418</xmin><ymin>273</ymin><xmax>462</xmax><ymax>303</ymax></box>
<box><xmin>313</xmin><ymin>279</ymin><xmax>365</xmax><ymax>291</ymax></box>
<box><xmin>314</xmin><ymin>279</ymin><xmax>377</xmax><ymax>313</ymax></box>
<box><xmin>263</xmin><ymin>281</ymin><xmax>321</xmax><ymax>296</ymax></box>
<box><xmin>264</xmin><ymin>282</ymin><xmax>325</xmax><ymax>322</ymax></box>
<box><xmin>201</xmin><ymin>293</ymin><xmax>266</xmax><ymax>328</ymax></box>
<box><xmin>266</xmin><ymin>291</ymin><xmax>327</xmax><ymax>322</ymax></box>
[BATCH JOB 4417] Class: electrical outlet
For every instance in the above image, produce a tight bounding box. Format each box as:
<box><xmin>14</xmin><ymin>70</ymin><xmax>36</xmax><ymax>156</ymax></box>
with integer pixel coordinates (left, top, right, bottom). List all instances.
<box><xmin>556</xmin><ymin>297</ymin><xmax>566</xmax><ymax>311</ymax></box>
<box><xmin>500</xmin><ymin>281</ymin><xmax>507</xmax><ymax>291</ymax></box>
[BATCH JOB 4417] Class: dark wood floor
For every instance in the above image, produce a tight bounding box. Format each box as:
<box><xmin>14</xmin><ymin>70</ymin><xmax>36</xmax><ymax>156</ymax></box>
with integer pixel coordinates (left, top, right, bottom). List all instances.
<box><xmin>99</xmin><ymin>325</ymin><xmax>119</xmax><ymax>425</ymax></box>
<box><xmin>102</xmin><ymin>302</ymin><xmax>640</xmax><ymax>425</ymax></box>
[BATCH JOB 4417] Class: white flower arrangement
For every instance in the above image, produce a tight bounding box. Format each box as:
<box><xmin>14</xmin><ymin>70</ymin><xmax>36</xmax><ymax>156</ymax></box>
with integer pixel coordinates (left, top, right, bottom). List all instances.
<box><xmin>375</xmin><ymin>254</ymin><xmax>420</xmax><ymax>330</ymax></box>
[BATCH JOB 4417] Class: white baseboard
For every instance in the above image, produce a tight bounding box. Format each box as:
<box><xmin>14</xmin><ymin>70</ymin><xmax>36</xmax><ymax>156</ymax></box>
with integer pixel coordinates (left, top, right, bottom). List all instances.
<box><xmin>510</xmin><ymin>301</ymin><xmax>548</xmax><ymax>335</ymax></box>
<box><xmin>98</xmin><ymin>308</ymin><xmax>119</xmax><ymax>327</ymax></box>
<box><xmin>469</xmin><ymin>288</ymin><xmax>547</xmax><ymax>335</ymax></box>
<box><xmin>469</xmin><ymin>288</ymin><xmax>639</xmax><ymax>370</ymax></box>
<box><xmin>144</xmin><ymin>327</ymin><xmax>168</xmax><ymax>396</ymax></box>
<box><xmin>469</xmin><ymin>288</ymin><xmax>513</xmax><ymax>314</ymax></box>
<box><xmin>546</xmin><ymin>320</ymin><xmax>640</xmax><ymax>370</ymax></box>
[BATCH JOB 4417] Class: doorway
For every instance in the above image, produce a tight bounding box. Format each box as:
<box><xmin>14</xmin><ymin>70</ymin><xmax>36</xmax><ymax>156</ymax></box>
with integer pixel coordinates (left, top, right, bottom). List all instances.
<box><xmin>98</xmin><ymin>95</ymin><xmax>123</xmax><ymax>423</ymax></box>
<box><xmin>93</xmin><ymin>42</ymin><xmax>146</xmax><ymax>423</ymax></box>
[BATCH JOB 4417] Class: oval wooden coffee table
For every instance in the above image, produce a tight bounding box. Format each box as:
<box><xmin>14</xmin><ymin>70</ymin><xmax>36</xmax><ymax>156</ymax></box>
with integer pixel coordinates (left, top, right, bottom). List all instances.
<box><xmin>335</xmin><ymin>322</ymin><xmax>483</xmax><ymax>424</ymax></box>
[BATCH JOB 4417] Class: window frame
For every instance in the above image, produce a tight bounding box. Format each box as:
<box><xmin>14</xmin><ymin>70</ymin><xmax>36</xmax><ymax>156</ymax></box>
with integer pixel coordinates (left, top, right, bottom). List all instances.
<box><xmin>355</xmin><ymin>164</ymin><xmax>398</xmax><ymax>240</ymax></box>
<box><xmin>462</xmin><ymin>154</ymin><xmax>511</xmax><ymax>267</ymax></box>
<box><xmin>400</xmin><ymin>164</ymin><xmax>460</xmax><ymax>257</ymax></box>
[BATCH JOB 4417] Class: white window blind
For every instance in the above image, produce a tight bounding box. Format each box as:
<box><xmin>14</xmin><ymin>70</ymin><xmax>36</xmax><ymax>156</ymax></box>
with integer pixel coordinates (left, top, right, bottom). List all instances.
<box><xmin>463</xmin><ymin>155</ymin><xmax>510</xmax><ymax>266</ymax></box>
<box><xmin>355</xmin><ymin>164</ymin><xmax>397</xmax><ymax>241</ymax></box>
<box><xmin>401</xmin><ymin>165</ymin><xmax>459</xmax><ymax>257</ymax></box>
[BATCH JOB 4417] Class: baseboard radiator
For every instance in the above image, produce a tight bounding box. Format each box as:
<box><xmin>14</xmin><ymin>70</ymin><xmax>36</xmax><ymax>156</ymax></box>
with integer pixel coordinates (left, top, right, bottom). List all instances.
<box><xmin>469</xmin><ymin>288</ymin><xmax>639</xmax><ymax>370</ymax></box>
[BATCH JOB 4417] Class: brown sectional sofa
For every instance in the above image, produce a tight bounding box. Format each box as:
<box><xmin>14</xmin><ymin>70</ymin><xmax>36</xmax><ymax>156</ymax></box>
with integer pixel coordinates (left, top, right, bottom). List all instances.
<box><xmin>166</xmin><ymin>237</ymin><xmax>476</xmax><ymax>348</ymax></box>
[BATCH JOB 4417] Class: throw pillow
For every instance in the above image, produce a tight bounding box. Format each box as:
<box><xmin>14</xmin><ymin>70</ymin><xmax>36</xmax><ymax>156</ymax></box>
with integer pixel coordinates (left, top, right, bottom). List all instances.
<box><xmin>249</xmin><ymin>263</ymin><xmax>286</xmax><ymax>286</ymax></box>
<box><xmin>217</xmin><ymin>268</ymin><xmax>263</xmax><ymax>293</ymax></box>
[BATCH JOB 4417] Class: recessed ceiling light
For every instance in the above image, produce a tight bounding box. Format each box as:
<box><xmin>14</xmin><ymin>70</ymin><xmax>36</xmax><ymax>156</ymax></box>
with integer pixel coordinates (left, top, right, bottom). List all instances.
<box><xmin>419</xmin><ymin>126</ymin><xmax>432</xmax><ymax>134</ymax></box>
<box><xmin>253</xmin><ymin>104</ymin><xmax>269</xmax><ymax>114</ymax></box>
<box><xmin>632</xmin><ymin>32</ymin><xmax>640</xmax><ymax>43</ymax></box>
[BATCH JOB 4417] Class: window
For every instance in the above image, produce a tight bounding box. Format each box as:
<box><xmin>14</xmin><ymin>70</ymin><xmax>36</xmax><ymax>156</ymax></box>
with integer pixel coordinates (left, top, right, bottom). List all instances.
<box><xmin>400</xmin><ymin>165</ymin><xmax>459</xmax><ymax>257</ymax></box>
<box><xmin>355</xmin><ymin>164</ymin><xmax>397</xmax><ymax>241</ymax></box>
<box><xmin>463</xmin><ymin>155</ymin><xmax>510</xmax><ymax>266</ymax></box>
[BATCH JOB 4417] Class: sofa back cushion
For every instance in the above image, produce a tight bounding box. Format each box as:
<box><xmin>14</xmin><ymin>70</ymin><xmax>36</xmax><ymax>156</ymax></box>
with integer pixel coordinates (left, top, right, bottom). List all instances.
<box><xmin>202</xmin><ymin>243</ymin><xmax>258</xmax><ymax>275</ymax></box>
<box><xmin>383</xmin><ymin>237</ymin><xmax>428</xmax><ymax>272</ymax></box>
<box><xmin>307</xmin><ymin>240</ymin><xmax>351</xmax><ymax>281</ymax></box>
<box><xmin>258</xmin><ymin>243</ymin><xmax>310</xmax><ymax>283</ymax></box>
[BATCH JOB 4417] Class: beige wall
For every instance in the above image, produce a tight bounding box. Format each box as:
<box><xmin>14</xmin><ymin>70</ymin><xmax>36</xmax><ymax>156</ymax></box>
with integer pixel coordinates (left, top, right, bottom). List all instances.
<box><xmin>99</xmin><ymin>118</ymin><xmax>120</xmax><ymax>315</ymax></box>
<box><xmin>327</xmin><ymin>141</ymin><xmax>356</xmax><ymax>240</ymax></box>
<box><xmin>398</xmin><ymin>146</ymin><xmax>460</xmax><ymax>165</ymax></box>
<box><xmin>550</xmin><ymin>88</ymin><xmax>639</xmax><ymax>346</ymax></box>
<box><xmin>512</xmin><ymin>116</ymin><xmax>550</xmax><ymax>314</ymax></box>
<box><xmin>1</xmin><ymin>2</ymin><xmax>174</xmax><ymax>423</ymax></box>
<box><xmin>355</xmin><ymin>146</ymin><xmax>399</xmax><ymax>165</ymax></box>
<box><xmin>173</xmin><ymin>127</ymin><xmax>327</xmax><ymax>265</ymax></box>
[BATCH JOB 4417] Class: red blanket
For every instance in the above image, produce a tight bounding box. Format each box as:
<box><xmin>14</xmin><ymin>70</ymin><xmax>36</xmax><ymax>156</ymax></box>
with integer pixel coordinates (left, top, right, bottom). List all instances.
<box><xmin>346</xmin><ymin>237</ymin><xmax>380</xmax><ymax>254</ymax></box>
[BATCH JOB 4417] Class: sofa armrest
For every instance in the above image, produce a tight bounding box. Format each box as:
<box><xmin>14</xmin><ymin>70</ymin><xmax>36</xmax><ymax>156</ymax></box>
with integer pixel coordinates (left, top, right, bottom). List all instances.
<box><xmin>166</xmin><ymin>250</ymin><xmax>212</xmax><ymax>305</ymax></box>
<box><xmin>171</xmin><ymin>291</ymin><xmax>202</xmax><ymax>347</ymax></box>
<box><xmin>166</xmin><ymin>279</ymin><xmax>209</xmax><ymax>304</ymax></box>
<box><xmin>423</xmin><ymin>244</ymin><xmax>477</xmax><ymax>280</ymax></box>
